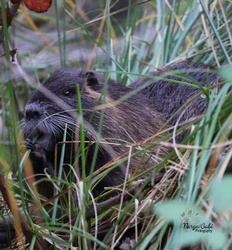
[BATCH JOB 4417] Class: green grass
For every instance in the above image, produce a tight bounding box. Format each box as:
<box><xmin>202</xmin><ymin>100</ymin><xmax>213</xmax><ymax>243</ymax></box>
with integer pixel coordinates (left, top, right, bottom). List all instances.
<box><xmin>0</xmin><ymin>0</ymin><xmax>232</xmax><ymax>249</ymax></box>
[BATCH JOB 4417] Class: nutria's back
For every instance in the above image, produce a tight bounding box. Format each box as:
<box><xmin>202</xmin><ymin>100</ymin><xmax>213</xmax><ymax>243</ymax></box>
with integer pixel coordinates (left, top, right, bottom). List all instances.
<box><xmin>132</xmin><ymin>61</ymin><xmax>219</xmax><ymax>136</ymax></box>
<box><xmin>21</xmin><ymin>69</ymin><xmax>168</xmax><ymax>197</ymax></box>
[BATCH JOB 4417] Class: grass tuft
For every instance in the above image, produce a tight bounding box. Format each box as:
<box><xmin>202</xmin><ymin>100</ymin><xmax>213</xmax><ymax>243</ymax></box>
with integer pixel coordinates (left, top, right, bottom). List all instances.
<box><xmin>0</xmin><ymin>1</ymin><xmax>231</xmax><ymax>249</ymax></box>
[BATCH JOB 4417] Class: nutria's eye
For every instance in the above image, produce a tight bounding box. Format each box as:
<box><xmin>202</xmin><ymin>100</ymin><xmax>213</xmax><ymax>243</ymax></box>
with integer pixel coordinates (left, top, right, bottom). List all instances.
<box><xmin>63</xmin><ymin>87</ymin><xmax>76</xmax><ymax>97</ymax></box>
<box><xmin>64</xmin><ymin>90</ymin><xmax>71</xmax><ymax>96</ymax></box>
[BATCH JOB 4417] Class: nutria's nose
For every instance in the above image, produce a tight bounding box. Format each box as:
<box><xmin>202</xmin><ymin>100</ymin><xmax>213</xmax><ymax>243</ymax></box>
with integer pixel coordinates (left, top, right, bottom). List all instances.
<box><xmin>24</xmin><ymin>103</ymin><xmax>42</xmax><ymax>120</ymax></box>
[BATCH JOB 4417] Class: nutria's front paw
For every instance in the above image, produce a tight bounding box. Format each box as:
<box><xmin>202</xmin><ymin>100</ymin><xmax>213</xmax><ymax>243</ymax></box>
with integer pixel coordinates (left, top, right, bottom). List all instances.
<box><xmin>25</xmin><ymin>139</ymin><xmax>47</xmax><ymax>164</ymax></box>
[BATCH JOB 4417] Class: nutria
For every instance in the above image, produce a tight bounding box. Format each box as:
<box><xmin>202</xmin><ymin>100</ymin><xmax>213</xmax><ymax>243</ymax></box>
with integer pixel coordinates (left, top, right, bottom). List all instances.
<box><xmin>131</xmin><ymin>61</ymin><xmax>219</xmax><ymax>141</ymax></box>
<box><xmin>0</xmin><ymin>62</ymin><xmax>219</xmax><ymax>247</ymax></box>
<box><xmin>20</xmin><ymin>69</ymin><xmax>168</xmax><ymax>198</ymax></box>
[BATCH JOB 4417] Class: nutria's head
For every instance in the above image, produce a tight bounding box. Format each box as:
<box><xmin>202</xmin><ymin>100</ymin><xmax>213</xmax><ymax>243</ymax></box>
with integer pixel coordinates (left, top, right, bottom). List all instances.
<box><xmin>21</xmin><ymin>68</ymin><xmax>167</xmax><ymax>197</ymax></box>
<box><xmin>21</xmin><ymin>69</ymin><xmax>97</xmax><ymax>157</ymax></box>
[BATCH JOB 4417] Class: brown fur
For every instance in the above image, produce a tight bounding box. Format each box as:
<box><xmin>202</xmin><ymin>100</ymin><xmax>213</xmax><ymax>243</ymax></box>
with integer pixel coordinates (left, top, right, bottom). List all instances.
<box><xmin>21</xmin><ymin>69</ymin><xmax>168</xmax><ymax>198</ymax></box>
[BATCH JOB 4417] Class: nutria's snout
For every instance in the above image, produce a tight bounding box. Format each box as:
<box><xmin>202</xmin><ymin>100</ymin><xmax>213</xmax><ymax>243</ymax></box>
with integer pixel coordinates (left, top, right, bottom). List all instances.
<box><xmin>22</xmin><ymin>102</ymin><xmax>46</xmax><ymax>138</ymax></box>
<box><xmin>24</xmin><ymin>103</ymin><xmax>43</xmax><ymax>121</ymax></box>
<box><xmin>21</xmin><ymin>102</ymin><xmax>58</xmax><ymax>156</ymax></box>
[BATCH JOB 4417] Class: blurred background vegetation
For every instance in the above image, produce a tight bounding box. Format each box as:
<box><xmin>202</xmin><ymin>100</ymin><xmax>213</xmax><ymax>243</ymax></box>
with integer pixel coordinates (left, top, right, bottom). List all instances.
<box><xmin>0</xmin><ymin>0</ymin><xmax>232</xmax><ymax>249</ymax></box>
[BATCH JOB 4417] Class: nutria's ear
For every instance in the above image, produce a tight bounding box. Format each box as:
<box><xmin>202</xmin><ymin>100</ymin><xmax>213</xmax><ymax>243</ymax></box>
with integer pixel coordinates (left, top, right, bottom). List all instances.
<box><xmin>85</xmin><ymin>72</ymin><xmax>99</xmax><ymax>86</ymax></box>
